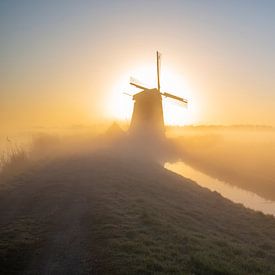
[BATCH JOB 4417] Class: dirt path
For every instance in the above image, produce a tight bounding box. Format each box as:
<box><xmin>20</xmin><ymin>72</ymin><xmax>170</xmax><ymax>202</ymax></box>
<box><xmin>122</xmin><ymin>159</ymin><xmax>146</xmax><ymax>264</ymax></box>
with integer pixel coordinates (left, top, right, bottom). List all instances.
<box><xmin>0</xmin><ymin>157</ymin><xmax>100</xmax><ymax>274</ymax></box>
<box><xmin>30</xmin><ymin>197</ymin><xmax>92</xmax><ymax>274</ymax></box>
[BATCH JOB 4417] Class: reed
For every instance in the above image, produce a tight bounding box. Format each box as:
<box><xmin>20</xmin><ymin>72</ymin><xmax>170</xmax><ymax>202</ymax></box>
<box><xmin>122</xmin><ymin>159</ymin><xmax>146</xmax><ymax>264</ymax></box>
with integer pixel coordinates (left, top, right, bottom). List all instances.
<box><xmin>0</xmin><ymin>143</ymin><xmax>28</xmax><ymax>178</ymax></box>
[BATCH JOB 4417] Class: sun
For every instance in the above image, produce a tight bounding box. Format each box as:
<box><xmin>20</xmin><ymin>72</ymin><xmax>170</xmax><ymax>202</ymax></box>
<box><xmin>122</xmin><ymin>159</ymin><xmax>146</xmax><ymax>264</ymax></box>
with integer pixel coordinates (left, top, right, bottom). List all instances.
<box><xmin>107</xmin><ymin>64</ymin><xmax>200</xmax><ymax>126</ymax></box>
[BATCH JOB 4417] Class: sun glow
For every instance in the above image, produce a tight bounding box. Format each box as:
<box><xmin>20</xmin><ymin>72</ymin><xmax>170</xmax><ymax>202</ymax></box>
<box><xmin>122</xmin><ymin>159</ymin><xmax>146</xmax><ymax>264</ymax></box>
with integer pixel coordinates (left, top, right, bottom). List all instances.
<box><xmin>107</xmin><ymin>64</ymin><xmax>200</xmax><ymax>126</ymax></box>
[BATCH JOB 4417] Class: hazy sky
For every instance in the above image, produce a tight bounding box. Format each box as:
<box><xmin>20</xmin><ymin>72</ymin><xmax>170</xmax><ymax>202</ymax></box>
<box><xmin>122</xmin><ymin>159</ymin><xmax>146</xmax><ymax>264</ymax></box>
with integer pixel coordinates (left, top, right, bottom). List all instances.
<box><xmin>1</xmin><ymin>0</ymin><xmax>275</xmax><ymax>130</ymax></box>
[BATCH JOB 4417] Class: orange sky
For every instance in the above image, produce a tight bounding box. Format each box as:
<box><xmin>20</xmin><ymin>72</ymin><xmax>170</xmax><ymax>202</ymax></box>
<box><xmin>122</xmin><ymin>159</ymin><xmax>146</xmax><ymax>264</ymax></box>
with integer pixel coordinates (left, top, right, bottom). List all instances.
<box><xmin>1</xmin><ymin>1</ymin><xmax>275</xmax><ymax>132</ymax></box>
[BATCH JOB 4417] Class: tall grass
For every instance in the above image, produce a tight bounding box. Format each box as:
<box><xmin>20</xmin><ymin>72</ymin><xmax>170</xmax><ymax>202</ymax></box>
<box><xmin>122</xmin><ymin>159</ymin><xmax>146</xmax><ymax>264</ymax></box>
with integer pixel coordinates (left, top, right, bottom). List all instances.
<box><xmin>0</xmin><ymin>144</ymin><xmax>28</xmax><ymax>180</ymax></box>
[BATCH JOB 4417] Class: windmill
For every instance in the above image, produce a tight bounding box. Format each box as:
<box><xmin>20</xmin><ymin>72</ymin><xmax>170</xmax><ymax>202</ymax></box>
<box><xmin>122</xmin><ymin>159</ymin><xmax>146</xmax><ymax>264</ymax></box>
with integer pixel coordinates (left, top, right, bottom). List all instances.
<box><xmin>128</xmin><ymin>51</ymin><xmax>188</xmax><ymax>139</ymax></box>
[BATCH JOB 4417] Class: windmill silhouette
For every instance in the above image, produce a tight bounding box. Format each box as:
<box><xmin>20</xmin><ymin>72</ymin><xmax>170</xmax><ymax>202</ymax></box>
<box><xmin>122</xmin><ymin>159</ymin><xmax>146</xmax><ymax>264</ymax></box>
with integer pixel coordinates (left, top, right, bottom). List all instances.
<box><xmin>128</xmin><ymin>51</ymin><xmax>188</xmax><ymax>139</ymax></box>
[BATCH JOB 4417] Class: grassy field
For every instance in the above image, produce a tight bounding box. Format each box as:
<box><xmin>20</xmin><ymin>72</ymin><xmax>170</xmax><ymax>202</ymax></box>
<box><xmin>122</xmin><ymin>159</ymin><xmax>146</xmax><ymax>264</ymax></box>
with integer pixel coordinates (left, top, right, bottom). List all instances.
<box><xmin>1</xmin><ymin>144</ymin><xmax>275</xmax><ymax>274</ymax></box>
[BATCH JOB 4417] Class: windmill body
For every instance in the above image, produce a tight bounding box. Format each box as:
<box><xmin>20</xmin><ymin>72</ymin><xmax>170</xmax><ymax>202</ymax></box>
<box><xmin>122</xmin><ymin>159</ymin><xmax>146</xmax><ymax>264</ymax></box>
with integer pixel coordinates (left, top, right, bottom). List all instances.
<box><xmin>130</xmin><ymin>88</ymin><xmax>165</xmax><ymax>138</ymax></box>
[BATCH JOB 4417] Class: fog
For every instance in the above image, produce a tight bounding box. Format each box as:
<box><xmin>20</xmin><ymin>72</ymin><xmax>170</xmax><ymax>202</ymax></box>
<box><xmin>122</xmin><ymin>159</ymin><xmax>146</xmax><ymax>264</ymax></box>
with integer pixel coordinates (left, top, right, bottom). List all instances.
<box><xmin>1</xmin><ymin>124</ymin><xmax>275</xmax><ymax>203</ymax></box>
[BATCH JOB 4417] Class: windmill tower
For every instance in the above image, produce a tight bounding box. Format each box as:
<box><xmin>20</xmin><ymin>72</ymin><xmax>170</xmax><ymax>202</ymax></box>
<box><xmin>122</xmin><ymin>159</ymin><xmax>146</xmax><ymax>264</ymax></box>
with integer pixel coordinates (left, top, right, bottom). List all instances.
<box><xmin>128</xmin><ymin>51</ymin><xmax>187</xmax><ymax>140</ymax></box>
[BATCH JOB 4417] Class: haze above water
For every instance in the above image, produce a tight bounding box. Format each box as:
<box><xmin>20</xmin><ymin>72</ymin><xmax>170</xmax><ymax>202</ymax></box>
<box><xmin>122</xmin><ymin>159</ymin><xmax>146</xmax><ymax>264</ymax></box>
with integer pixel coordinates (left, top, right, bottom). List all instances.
<box><xmin>166</xmin><ymin>126</ymin><xmax>275</xmax><ymax>212</ymax></box>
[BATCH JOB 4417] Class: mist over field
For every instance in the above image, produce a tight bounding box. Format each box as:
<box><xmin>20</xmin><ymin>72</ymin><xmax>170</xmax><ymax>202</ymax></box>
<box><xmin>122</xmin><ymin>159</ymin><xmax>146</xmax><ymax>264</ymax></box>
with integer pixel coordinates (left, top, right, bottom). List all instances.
<box><xmin>1</xmin><ymin>124</ymin><xmax>274</xmax><ymax>201</ymax></box>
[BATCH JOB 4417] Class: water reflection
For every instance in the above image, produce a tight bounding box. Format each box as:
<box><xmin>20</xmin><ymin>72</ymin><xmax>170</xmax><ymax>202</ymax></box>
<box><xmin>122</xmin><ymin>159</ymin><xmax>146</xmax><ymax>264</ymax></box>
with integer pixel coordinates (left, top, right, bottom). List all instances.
<box><xmin>165</xmin><ymin>161</ymin><xmax>275</xmax><ymax>216</ymax></box>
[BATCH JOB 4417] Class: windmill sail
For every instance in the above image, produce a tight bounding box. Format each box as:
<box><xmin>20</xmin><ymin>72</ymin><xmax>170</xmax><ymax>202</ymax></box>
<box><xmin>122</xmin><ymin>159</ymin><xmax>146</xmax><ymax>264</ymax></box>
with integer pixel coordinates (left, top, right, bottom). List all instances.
<box><xmin>161</xmin><ymin>92</ymin><xmax>188</xmax><ymax>103</ymax></box>
<box><xmin>129</xmin><ymin>77</ymin><xmax>149</xmax><ymax>90</ymax></box>
<box><xmin>157</xmin><ymin>51</ymin><xmax>161</xmax><ymax>92</ymax></box>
